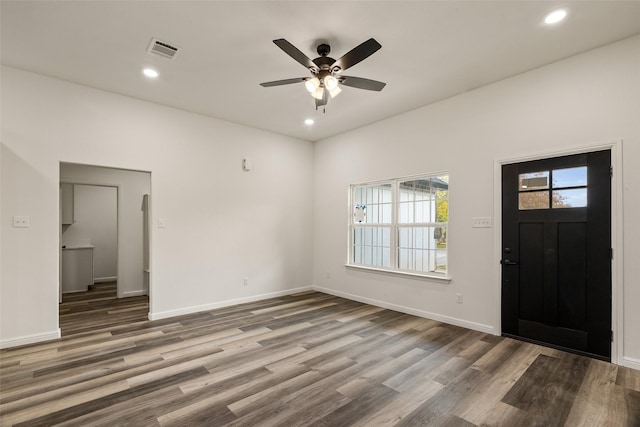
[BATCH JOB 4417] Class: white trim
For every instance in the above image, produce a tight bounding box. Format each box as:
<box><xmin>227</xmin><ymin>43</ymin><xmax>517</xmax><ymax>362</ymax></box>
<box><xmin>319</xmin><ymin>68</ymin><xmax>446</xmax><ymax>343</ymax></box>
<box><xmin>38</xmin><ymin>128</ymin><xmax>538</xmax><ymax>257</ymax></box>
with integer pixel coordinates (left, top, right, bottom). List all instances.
<box><xmin>620</xmin><ymin>356</ymin><xmax>640</xmax><ymax>371</ymax></box>
<box><xmin>122</xmin><ymin>289</ymin><xmax>147</xmax><ymax>297</ymax></box>
<box><xmin>350</xmin><ymin>170</ymin><xmax>450</xmax><ymax>187</ymax></box>
<box><xmin>313</xmin><ymin>285</ymin><xmax>494</xmax><ymax>335</ymax></box>
<box><xmin>148</xmin><ymin>286</ymin><xmax>312</xmax><ymax>321</ymax></box>
<box><xmin>611</xmin><ymin>142</ymin><xmax>624</xmax><ymax>367</ymax></box>
<box><xmin>344</xmin><ymin>264</ymin><xmax>452</xmax><ymax>283</ymax></box>
<box><xmin>0</xmin><ymin>329</ymin><xmax>61</xmax><ymax>349</ymax></box>
<box><xmin>493</xmin><ymin>138</ymin><xmax>624</xmax><ymax>363</ymax></box>
<box><xmin>94</xmin><ymin>276</ymin><xmax>117</xmax><ymax>283</ymax></box>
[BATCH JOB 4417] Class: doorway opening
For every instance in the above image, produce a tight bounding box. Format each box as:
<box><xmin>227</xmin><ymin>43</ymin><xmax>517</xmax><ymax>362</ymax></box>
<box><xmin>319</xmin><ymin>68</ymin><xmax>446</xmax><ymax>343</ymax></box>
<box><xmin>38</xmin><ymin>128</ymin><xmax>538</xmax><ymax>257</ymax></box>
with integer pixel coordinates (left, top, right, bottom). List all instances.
<box><xmin>59</xmin><ymin>162</ymin><xmax>151</xmax><ymax>335</ymax></box>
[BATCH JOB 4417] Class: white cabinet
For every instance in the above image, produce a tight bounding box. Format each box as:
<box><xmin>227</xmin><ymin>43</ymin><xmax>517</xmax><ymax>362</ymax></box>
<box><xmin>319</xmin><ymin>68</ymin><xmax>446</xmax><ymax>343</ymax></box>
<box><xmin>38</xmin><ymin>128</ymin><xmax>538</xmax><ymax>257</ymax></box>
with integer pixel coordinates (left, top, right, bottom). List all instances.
<box><xmin>61</xmin><ymin>183</ymin><xmax>75</xmax><ymax>225</ymax></box>
<box><xmin>62</xmin><ymin>246</ymin><xmax>94</xmax><ymax>293</ymax></box>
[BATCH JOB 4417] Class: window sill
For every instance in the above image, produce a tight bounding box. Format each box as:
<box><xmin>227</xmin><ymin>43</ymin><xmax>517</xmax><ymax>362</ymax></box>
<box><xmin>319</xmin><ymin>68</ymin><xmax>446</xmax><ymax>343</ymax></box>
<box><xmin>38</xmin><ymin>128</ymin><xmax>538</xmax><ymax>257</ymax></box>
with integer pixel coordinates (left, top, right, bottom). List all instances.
<box><xmin>344</xmin><ymin>264</ymin><xmax>452</xmax><ymax>283</ymax></box>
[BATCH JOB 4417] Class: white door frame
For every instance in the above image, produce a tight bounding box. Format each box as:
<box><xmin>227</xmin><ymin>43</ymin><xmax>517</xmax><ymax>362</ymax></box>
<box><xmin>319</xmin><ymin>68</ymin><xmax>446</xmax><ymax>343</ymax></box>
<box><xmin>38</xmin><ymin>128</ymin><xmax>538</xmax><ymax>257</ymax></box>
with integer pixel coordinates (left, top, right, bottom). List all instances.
<box><xmin>493</xmin><ymin>138</ymin><xmax>624</xmax><ymax>365</ymax></box>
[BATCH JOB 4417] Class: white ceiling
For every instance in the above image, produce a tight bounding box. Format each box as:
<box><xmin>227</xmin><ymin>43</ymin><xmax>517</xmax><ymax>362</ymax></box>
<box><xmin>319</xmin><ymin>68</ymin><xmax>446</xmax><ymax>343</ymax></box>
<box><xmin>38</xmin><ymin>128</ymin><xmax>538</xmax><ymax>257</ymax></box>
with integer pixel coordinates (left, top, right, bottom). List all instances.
<box><xmin>2</xmin><ymin>1</ymin><xmax>640</xmax><ymax>142</ymax></box>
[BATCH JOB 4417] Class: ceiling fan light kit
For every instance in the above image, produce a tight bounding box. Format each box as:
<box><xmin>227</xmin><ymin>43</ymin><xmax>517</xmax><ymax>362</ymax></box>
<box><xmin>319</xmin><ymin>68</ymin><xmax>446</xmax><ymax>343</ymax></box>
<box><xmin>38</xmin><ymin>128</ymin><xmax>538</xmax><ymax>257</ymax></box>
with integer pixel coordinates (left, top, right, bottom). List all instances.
<box><xmin>260</xmin><ymin>38</ymin><xmax>386</xmax><ymax>111</ymax></box>
<box><xmin>324</xmin><ymin>75</ymin><xmax>339</xmax><ymax>90</ymax></box>
<box><xmin>305</xmin><ymin>77</ymin><xmax>320</xmax><ymax>93</ymax></box>
<box><xmin>328</xmin><ymin>85</ymin><xmax>342</xmax><ymax>98</ymax></box>
<box><xmin>311</xmin><ymin>87</ymin><xmax>324</xmax><ymax>100</ymax></box>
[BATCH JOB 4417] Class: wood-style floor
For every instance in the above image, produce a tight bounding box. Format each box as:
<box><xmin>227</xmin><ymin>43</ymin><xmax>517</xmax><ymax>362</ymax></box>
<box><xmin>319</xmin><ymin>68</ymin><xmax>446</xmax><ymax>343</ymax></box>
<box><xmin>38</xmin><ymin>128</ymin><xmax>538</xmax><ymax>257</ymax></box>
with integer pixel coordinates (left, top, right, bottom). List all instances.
<box><xmin>1</xmin><ymin>285</ymin><xmax>639</xmax><ymax>426</ymax></box>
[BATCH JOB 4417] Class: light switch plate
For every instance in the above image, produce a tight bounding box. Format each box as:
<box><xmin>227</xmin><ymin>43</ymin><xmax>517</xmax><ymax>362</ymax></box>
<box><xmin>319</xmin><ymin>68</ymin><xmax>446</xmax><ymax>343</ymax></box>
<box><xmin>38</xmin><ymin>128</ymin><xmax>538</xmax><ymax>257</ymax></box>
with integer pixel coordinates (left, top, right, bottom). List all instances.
<box><xmin>158</xmin><ymin>218</ymin><xmax>166</xmax><ymax>228</ymax></box>
<box><xmin>472</xmin><ymin>217</ymin><xmax>492</xmax><ymax>228</ymax></box>
<box><xmin>13</xmin><ymin>216</ymin><xmax>30</xmax><ymax>227</ymax></box>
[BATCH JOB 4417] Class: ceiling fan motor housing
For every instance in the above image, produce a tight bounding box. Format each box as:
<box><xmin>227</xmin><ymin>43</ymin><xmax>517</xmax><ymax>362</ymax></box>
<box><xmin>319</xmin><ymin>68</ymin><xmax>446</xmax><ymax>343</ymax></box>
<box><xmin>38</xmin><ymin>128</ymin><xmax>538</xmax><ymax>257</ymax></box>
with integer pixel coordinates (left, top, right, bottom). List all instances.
<box><xmin>317</xmin><ymin>43</ymin><xmax>331</xmax><ymax>57</ymax></box>
<box><xmin>312</xmin><ymin>56</ymin><xmax>336</xmax><ymax>71</ymax></box>
<box><xmin>312</xmin><ymin>54</ymin><xmax>341</xmax><ymax>85</ymax></box>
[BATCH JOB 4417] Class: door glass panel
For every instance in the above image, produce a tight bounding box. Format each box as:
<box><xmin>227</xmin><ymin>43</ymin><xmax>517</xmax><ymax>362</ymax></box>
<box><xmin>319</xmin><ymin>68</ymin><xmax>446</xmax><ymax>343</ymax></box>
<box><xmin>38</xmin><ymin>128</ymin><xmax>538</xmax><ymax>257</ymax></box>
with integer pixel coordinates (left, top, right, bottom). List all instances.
<box><xmin>519</xmin><ymin>172</ymin><xmax>549</xmax><ymax>191</ymax></box>
<box><xmin>552</xmin><ymin>167</ymin><xmax>587</xmax><ymax>188</ymax></box>
<box><xmin>519</xmin><ymin>191</ymin><xmax>549</xmax><ymax>210</ymax></box>
<box><xmin>553</xmin><ymin>189</ymin><xmax>587</xmax><ymax>208</ymax></box>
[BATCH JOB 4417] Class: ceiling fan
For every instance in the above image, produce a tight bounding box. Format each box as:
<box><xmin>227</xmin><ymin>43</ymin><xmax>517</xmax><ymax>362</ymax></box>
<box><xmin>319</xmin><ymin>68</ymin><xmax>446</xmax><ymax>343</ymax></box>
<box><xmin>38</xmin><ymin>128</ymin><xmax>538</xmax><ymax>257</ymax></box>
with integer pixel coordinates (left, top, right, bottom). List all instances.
<box><xmin>260</xmin><ymin>38</ymin><xmax>386</xmax><ymax>110</ymax></box>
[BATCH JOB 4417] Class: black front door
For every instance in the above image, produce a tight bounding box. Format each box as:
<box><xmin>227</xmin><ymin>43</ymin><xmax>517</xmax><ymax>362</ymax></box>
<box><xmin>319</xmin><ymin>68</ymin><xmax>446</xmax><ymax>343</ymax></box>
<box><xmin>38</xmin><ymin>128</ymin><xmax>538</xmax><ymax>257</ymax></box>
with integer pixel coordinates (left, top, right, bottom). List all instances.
<box><xmin>501</xmin><ymin>150</ymin><xmax>611</xmax><ymax>360</ymax></box>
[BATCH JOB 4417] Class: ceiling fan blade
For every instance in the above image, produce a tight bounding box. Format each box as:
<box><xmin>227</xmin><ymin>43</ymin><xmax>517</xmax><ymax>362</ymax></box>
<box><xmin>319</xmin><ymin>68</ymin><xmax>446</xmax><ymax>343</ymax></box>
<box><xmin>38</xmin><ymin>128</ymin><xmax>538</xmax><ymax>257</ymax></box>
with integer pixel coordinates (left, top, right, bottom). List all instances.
<box><xmin>340</xmin><ymin>76</ymin><xmax>386</xmax><ymax>91</ymax></box>
<box><xmin>260</xmin><ymin>77</ymin><xmax>307</xmax><ymax>87</ymax></box>
<box><xmin>333</xmin><ymin>38</ymin><xmax>381</xmax><ymax>71</ymax></box>
<box><xmin>273</xmin><ymin>39</ymin><xmax>315</xmax><ymax>69</ymax></box>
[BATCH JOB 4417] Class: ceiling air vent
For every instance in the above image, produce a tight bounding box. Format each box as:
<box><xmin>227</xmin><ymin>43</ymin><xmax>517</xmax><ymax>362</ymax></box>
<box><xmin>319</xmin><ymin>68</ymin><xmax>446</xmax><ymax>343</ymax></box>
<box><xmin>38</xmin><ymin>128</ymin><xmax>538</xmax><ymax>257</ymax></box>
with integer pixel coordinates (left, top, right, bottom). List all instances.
<box><xmin>147</xmin><ymin>38</ymin><xmax>179</xmax><ymax>60</ymax></box>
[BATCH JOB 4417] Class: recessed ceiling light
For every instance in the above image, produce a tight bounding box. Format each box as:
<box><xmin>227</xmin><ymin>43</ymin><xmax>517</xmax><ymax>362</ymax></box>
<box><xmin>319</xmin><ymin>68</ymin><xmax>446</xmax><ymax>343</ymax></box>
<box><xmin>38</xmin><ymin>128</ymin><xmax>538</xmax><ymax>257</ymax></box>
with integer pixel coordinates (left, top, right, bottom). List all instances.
<box><xmin>304</xmin><ymin>119</ymin><xmax>314</xmax><ymax>125</ymax></box>
<box><xmin>143</xmin><ymin>68</ymin><xmax>159</xmax><ymax>78</ymax></box>
<box><xmin>544</xmin><ymin>9</ymin><xmax>567</xmax><ymax>25</ymax></box>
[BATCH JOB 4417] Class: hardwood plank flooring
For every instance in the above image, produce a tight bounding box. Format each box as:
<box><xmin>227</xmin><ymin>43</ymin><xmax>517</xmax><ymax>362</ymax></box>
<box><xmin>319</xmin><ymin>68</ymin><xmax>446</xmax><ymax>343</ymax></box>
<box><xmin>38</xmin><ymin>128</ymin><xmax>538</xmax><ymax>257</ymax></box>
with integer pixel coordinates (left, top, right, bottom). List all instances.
<box><xmin>58</xmin><ymin>282</ymin><xmax>149</xmax><ymax>336</ymax></box>
<box><xmin>1</xmin><ymin>289</ymin><xmax>639</xmax><ymax>426</ymax></box>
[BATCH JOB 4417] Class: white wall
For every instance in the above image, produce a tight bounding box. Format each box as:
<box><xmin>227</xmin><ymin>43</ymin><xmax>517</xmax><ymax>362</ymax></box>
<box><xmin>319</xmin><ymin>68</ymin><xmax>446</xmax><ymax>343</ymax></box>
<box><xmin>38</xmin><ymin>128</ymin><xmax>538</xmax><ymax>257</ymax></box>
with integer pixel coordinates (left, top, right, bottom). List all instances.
<box><xmin>0</xmin><ymin>66</ymin><xmax>314</xmax><ymax>347</ymax></box>
<box><xmin>61</xmin><ymin>184</ymin><xmax>118</xmax><ymax>281</ymax></box>
<box><xmin>313</xmin><ymin>36</ymin><xmax>640</xmax><ymax>368</ymax></box>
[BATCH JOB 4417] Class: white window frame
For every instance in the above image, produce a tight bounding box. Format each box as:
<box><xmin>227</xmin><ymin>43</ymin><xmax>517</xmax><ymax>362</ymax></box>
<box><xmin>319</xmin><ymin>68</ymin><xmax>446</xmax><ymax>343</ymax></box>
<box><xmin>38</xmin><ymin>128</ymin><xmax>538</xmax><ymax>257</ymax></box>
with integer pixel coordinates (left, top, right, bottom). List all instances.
<box><xmin>347</xmin><ymin>172</ymin><xmax>451</xmax><ymax>282</ymax></box>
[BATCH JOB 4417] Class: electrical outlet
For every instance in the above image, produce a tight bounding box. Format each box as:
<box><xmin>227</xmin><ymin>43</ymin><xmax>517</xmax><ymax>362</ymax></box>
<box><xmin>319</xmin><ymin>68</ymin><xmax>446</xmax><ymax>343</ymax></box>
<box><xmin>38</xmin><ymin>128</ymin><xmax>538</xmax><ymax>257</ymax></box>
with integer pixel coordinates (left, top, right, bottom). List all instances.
<box><xmin>243</xmin><ymin>277</ymin><xmax>249</xmax><ymax>286</ymax></box>
<box><xmin>472</xmin><ymin>217</ymin><xmax>492</xmax><ymax>228</ymax></box>
<box><xmin>326</xmin><ymin>272</ymin><xmax>331</xmax><ymax>280</ymax></box>
<box><xmin>13</xmin><ymin>216</ymin><xmax>30</xmax><ymax>228</ymax></box>
<box><xmin>456</xmin><ymin>293</ymin><xmax>463</xmax><ymax>304</ymax></box>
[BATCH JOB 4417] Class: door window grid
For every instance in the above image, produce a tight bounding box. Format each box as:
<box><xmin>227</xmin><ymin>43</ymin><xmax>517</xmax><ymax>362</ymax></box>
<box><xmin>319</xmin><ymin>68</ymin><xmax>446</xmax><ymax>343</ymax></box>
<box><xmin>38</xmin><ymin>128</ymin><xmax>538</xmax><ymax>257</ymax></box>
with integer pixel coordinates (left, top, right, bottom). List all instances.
<box><xmin>518</xmin><ymin>167</ymin><xmax>587</xmax><ymax>210</ymax></box>
<box><xmin>350</xmin><ymin>175</ymin><xmax>448</xmax><ymax>276</ymax></box>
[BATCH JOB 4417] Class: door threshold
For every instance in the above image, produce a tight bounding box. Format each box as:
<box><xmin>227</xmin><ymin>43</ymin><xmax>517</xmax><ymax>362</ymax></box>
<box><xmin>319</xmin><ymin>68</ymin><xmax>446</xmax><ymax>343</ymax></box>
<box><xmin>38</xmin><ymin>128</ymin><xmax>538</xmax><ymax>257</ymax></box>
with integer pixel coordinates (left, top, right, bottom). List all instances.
<box><xmin>502</xmin><ymin>333</ymin><xmax>610</xmax><ymax>363</ymax></box>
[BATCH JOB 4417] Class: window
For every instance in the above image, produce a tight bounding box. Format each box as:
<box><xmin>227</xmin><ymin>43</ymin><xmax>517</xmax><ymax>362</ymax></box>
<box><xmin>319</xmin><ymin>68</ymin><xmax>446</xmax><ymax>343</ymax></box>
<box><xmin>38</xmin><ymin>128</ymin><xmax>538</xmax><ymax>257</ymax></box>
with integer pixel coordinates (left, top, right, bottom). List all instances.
<box><xmin>349</xmin><ymin>173</ymin><xmax>449</xmax><ymax>277</ymax></box>
<box><xmin>518</xmin><ymin>166</ymin><xmax>587</xmax><ymax>210</ymax></box>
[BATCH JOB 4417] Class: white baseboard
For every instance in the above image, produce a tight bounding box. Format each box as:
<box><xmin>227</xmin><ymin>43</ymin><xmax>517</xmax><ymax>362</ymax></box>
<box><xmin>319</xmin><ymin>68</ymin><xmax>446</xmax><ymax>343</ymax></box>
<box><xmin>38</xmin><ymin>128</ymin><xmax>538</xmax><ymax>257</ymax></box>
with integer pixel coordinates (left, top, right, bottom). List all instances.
<box><xmin>312</xmin><ymin>285</ymin><xmax>495</xmax><ymax>335</ymax></box>
<box><xmin>122</xmin><ymin>290</ymin><xmax>147</xmax><ymax>298</ymax></box>
<box><xmin>94</xmin><ymin>276</ymin><xmax>117</xmax><ymax>283</ymax></box>
<box><xmin>621</xmin><ymin>356</ymin><xmax>640</xmax><ymax>371</ymax></box>
<box><xmin>148</xmin><ymin>286</ymin><xmax>313</xmax><ymax>321</ymax></box>
<box><xmin>0</xmin><ymin>329</ymin><xmax>61</xmax><ymax>349</ymax></box>
<box><xmin>62</xmin><ymin>288</ymin><xmax>88</xmax><ymax>294</ymax></box>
